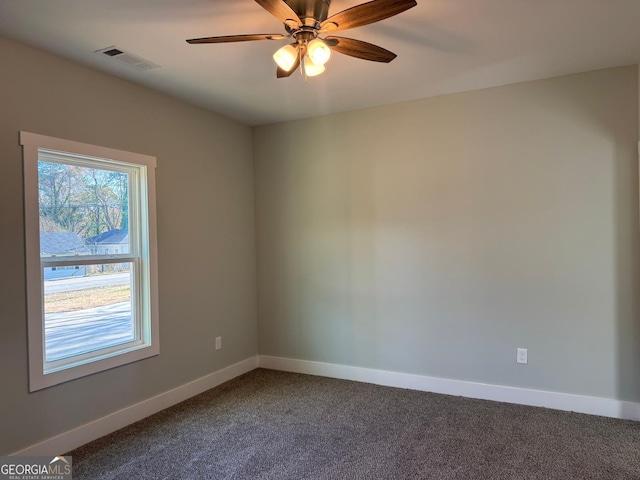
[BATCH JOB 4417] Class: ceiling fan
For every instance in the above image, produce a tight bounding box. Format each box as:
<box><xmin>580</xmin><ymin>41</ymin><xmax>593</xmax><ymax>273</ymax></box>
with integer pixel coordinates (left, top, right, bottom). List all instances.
<box><xmin>186</xmin><ymin>0</ymin><xmax>417</xmax><ymax>78</ymax></box>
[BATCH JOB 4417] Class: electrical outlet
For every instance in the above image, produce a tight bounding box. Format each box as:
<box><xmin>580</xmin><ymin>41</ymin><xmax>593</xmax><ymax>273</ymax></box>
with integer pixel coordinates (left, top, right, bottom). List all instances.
<box><xmin>215</xmin><ymin>336</ymin><xmax>222</xmax><ymax>351</ymax></box>
<box><xmin>517</xmin><ymin>348</ymin><xmax>527</xmax><ymax>364</ymax></box>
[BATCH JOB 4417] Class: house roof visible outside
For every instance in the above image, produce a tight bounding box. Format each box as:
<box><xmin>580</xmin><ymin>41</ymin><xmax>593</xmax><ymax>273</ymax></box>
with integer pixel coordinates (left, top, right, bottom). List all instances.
<box><xmin>40</xmin><ymin>232</ymin><xmax>91</xmax><ymax>256</ymax></box>
<box><xmin>86</xmin><ymin>229</ymin><xmax>129</xmax><ymax>245</ymax></box>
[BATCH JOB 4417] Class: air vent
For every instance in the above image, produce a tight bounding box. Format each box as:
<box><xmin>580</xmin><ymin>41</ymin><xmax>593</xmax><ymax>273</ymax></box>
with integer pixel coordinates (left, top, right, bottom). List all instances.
<box><xmin>103</xmin><ymin>48</ymin><xmax>124</xmax><ymax>57</ymax></box>
<box><xmin>95</xmin><ymin>46</ymin><xmax>160</xmax><ymax>71</ymax></box>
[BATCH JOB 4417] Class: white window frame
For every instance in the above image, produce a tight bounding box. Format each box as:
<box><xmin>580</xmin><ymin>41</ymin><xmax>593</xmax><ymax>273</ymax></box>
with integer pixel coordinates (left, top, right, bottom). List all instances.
<box><xmin>21</xmin><ymin>131</ymin><xmax>159</xmax><ymax>392</ymax></box>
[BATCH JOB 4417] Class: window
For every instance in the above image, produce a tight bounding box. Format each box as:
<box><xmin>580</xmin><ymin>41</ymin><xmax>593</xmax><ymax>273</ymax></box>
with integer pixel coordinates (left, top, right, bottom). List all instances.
<box><xmin>21</xmin><ymin>132</ymin><xmax>159</xmax><ymax>391</ymax></box>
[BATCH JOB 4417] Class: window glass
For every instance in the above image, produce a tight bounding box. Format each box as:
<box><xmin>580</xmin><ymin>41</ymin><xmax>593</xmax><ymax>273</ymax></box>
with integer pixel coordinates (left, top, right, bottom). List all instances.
<box><xmin>43</xmin><ymin>264</ymin><xmax>134</xmax><ymax>363</ymax></box>
<box><xmin>38</xmin><ymin>160</ymin><xmax>131</xmax><ymax>257</ymax></box>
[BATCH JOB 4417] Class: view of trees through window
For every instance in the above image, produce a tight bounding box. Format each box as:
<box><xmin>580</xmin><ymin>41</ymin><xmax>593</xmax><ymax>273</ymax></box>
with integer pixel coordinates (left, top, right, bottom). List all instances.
<box><xmin>38</xmin><ymin>160</ymin><xmax>135</xmax><ymax>363</ymax></box>
<box><xmin>38</xmin><ymin>160</ymin><xmax>128</xmax><ymax>245</ymax></box>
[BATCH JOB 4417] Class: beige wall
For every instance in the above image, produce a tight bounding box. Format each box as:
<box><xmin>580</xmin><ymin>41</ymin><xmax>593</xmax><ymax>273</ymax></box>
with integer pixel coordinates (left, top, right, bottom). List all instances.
<box><xmin>0</xmin><ymin>36</ymin><xmax>257</xmax><ymax>454</ymax></box>
<box><xmin>254</xmin><ymin>66</ymin><xmax>640</xmax><ymax>402</ymax></box>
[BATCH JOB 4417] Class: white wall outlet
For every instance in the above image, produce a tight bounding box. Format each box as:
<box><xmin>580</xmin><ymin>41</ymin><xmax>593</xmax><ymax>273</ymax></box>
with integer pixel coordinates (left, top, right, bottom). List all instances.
<box><xmin>517</xmin><ymin>348</ymin><xmax>528</xmax><ymax>364</ymax></box>
<box><xmin>215</xmin><ymin>336</ymin><xmax>222</xmax><ymax>351</ymax></box>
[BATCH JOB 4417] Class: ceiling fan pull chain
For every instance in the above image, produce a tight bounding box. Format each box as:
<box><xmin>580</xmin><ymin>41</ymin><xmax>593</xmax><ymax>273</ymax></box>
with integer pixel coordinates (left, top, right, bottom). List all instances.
<box><xmin>299</xmin><ymin>43</ymin><xmax>308</xmax><ymax>81</ymax></box>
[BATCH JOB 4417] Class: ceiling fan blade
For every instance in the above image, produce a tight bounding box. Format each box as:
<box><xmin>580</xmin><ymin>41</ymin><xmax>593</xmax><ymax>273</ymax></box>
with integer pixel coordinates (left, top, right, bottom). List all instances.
<box><xmin>319</xmin><ymin>0</ymin><xmax>417</xmax><ymax>33</ymax></box>
<box><xmin>326</xmin><ymin>36</ymin><xmax>397</xmax><ymax>62</ymax></box>
<box><xmin>186</xmin><ymin>34</ymin><xmax>286</xmax><ymax>44</ymax></box>
<box><xmin>276</xmin><ymin>64</ymin><xmax>296</xmax><ymax>78</ymax></box>
<box><xmin>255</xmin><ymin>0</ymin><xmax>303</xmax><ymax>28</ymax></box>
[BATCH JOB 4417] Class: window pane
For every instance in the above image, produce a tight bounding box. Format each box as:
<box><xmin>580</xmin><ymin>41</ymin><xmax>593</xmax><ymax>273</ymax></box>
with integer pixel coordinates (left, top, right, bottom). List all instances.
<box><xmin>38</xmin><ymin>160</ymin><xmax>130</xmax><ymax>257</ymax></box>
<box><xmin>43</xmin><ymin>264</ymin><xmax>135</xmax><ymax>363</ymax></box>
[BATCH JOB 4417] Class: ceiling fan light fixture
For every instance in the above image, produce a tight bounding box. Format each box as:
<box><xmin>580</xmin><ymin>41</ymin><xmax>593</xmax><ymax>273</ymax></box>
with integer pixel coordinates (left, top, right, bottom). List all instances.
<box><xmin>273</xmin><ymin>44</ymin><xmax>298</xmax><ymax>72</ymax></box>
<box><xmin>307</xmin><ymin>38</ymin><xmax>331</xmax><ymax>65</ymax></box>
<box><xmin>303</xmin><ymin>54</ymin><xmax>326</xmax><ymax>77</ymax></box>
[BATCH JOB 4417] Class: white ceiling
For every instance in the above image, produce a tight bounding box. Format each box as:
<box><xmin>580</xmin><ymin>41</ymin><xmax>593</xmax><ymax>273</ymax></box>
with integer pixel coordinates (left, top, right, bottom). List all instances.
<box><xmin>1</xmin><ymin>0</ymin><xmax>640</xmax><ymax>126</ymax></box>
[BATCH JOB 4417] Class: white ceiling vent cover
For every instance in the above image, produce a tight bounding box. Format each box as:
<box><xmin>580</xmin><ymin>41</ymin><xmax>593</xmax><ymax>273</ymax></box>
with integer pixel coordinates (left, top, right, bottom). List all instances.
<box><xmin>95</xmin><ymin>46</ymin><xmax>160</xmax><ymax>71</ymax></box>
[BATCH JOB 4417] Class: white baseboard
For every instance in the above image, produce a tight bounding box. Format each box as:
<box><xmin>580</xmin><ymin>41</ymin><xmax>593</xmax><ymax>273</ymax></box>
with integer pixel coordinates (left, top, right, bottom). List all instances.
<box><xmin>12</xmin><ymin>354</ymin><xmax>638</xmax><ymax>456</ymax></box>
<box><xmin>258</xmin><ymin>355</ymin><xmax>640</xmax><ymax>421</ymax></box>
<box><xmin>12</xmin><ymin>356</ymin><xmax>259</xmax><ymax>456</ymax></box>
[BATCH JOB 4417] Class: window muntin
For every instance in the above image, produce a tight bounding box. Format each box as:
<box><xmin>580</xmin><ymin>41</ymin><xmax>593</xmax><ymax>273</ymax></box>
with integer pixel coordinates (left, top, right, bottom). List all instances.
<box><xmin>21</xmin><ymin>132</ymin><xmax>159</xmax><ymax>391</ymax></box>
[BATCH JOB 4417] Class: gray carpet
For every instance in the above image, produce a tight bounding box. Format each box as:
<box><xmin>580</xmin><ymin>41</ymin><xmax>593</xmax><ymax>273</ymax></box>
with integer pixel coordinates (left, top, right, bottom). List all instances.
<box><xmin>68</xmin><ymin>369</ymin><xmax>640</xmax><ymax>479</ymax></box>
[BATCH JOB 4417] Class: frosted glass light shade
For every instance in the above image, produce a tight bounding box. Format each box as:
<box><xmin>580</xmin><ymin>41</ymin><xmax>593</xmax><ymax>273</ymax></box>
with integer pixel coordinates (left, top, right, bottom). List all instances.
<box><xmin>303</xmin><ymin>54</ymin><xmax>325</xmax><ymax>77</ymax></box>
<box><xmin>307</xmin><ymin>39</ymin><xmax>331</xmax><ymax>65</ymax></box>
<box><xmin>273</xmin><ymin>45</ymin><xmax>298</xmax><ymax>72</ymax></box>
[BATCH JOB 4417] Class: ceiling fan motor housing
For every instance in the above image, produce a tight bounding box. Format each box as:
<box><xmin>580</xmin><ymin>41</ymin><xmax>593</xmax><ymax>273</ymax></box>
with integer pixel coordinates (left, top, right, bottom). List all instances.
<box><xmin>285</xmin><ymin>0</ymin><xmax>331</xmax><ymax>27</ymax></box>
